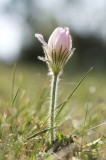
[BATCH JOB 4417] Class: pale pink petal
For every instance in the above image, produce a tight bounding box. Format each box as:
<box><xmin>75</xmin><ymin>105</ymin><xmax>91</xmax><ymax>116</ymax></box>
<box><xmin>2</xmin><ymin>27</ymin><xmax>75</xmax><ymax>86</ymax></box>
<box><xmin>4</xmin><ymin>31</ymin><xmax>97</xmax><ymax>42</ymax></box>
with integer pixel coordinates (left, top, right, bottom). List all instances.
<box><xmin>54</xmin><ymin>29</ymin><xmax>67</xmax><ymax>51</ymax></box>
<box><xmin>48</xmin><ymin>27</ymin><xmax>72</xmax><ymax>54</ymax></box>
<box><xmin>64</xmin><ymin>28</ymin><xmax>72</xmax><ymax>51</ymax></box>
<box><xmin>48</xmin><ymin>28</ymin><xmax>59</xmax><ymax>50</ymax></box>
<box><xmin>35</xmin><ymin>33</ymin><xmax>48</xmax><ymax>48</ymax></box>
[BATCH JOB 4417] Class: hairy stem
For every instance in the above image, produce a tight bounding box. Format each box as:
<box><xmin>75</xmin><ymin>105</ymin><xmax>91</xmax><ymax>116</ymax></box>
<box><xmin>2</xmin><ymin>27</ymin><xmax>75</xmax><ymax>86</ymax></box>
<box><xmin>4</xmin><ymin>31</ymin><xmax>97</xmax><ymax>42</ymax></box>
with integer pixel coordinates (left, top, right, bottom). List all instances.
<box><xmin>49</xmin><ymin>73</ymin><xmax>58</xmax><ymax>142</ymax></box>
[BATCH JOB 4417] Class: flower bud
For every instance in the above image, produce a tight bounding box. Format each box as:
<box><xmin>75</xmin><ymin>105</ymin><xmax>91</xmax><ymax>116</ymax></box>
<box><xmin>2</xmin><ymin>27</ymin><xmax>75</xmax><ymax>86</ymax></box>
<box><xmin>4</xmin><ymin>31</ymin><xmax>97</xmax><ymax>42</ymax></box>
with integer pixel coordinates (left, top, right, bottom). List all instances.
<box><xmin>48</xmin><ymin>27</ymin><xmax>72</xmax><ymax>54</ymax></box>
<box><xmin>35</xmin><ymin>27</ymin><xmax>74</xmax><ymax>74</ymax></box>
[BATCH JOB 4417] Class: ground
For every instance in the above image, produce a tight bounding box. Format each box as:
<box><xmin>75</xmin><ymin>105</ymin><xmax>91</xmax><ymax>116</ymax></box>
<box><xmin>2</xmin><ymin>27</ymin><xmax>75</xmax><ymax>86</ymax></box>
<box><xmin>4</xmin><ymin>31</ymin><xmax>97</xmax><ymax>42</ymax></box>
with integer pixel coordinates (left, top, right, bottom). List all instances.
<box><xmin>0</xmin><ymin>64</ymin><xmax>106</xmax><ymax>160</ymax></box>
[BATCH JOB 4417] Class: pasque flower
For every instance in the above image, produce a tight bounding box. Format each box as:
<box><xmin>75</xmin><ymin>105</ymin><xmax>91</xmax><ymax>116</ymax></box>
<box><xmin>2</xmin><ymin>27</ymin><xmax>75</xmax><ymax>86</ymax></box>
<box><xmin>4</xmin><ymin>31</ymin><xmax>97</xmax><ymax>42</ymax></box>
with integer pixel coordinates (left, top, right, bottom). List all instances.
<box><xmin>35</xmin><ymin>27</ymin><xmax>74</xmax><ymax>143</ymax></box>
<box><xmin>35</xmin><ymin>27</ymin><xmax>74</xmax><ymax>74</ymax></box>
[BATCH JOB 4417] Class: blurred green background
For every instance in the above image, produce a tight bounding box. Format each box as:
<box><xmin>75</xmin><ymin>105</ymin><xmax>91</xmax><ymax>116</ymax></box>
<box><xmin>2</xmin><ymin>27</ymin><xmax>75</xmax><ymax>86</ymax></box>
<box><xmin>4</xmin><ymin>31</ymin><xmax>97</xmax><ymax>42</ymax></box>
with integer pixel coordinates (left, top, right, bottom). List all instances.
<box><xmin>0</xmin><ymin>0</ymin><xmax>106</xmax><ymax>72</ymax></box>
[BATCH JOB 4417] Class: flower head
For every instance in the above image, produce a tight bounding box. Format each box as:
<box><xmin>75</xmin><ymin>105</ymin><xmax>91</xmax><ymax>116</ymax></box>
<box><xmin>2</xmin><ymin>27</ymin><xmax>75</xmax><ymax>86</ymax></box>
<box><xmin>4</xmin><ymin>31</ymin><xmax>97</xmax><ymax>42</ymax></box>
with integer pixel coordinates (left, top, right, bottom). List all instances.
<box><xmin>35</xmin><ymin>27</ymin><xmax>74</xmax><ymax>74</ymax></box>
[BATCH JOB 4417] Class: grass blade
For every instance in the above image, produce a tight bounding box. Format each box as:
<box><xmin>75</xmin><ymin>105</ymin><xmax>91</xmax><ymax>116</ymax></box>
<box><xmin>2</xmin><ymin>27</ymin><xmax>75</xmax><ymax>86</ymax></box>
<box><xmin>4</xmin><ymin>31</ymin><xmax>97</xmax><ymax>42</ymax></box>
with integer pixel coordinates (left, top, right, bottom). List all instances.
<box><xmin>11</xmin><ymin>88</ymin><xmax>20</xmax><ymax>107</ymax></box>
<box><xmin>11</xmin><ymin>63</ymin><xmax>17</xmax><ymax>101</ymax></box>
<box><xmin>56</xmin><ymin>67</ymin><xmax>93</xmax><ymax>118</ymax></box>
<box><xmin>26</xmin><ymin>127</ymin><xmax>56</xmax><ymax>140</ymax></box>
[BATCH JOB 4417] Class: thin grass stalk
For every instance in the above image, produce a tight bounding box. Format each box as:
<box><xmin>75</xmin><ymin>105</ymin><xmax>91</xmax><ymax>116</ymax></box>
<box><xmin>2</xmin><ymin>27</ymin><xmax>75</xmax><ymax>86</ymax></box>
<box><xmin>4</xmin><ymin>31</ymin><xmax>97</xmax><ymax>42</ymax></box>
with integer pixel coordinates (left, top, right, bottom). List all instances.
<box><xmin>56</xmin><ymin>67</ymin><xmax>93</xmax><ymax>118</ymax></box>
<box><xmin>11</xmin><ymin>64</ymin><xmax>16</xmax><ymax>101</ymax></box>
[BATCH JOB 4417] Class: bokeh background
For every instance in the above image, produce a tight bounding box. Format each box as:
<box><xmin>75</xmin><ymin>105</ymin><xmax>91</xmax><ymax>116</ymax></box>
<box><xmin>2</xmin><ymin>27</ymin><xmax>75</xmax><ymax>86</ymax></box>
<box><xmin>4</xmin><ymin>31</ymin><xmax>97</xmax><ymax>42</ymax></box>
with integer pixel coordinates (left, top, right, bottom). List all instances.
<box><xmin>0</xmin><ymin>1</ymin><xmax>106</xmax><ymax>159</ymax></box>
<box><xmin>0</xmin><ymin>0</ymin><xmax>106</xmax><ymax>71</ymax></box>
